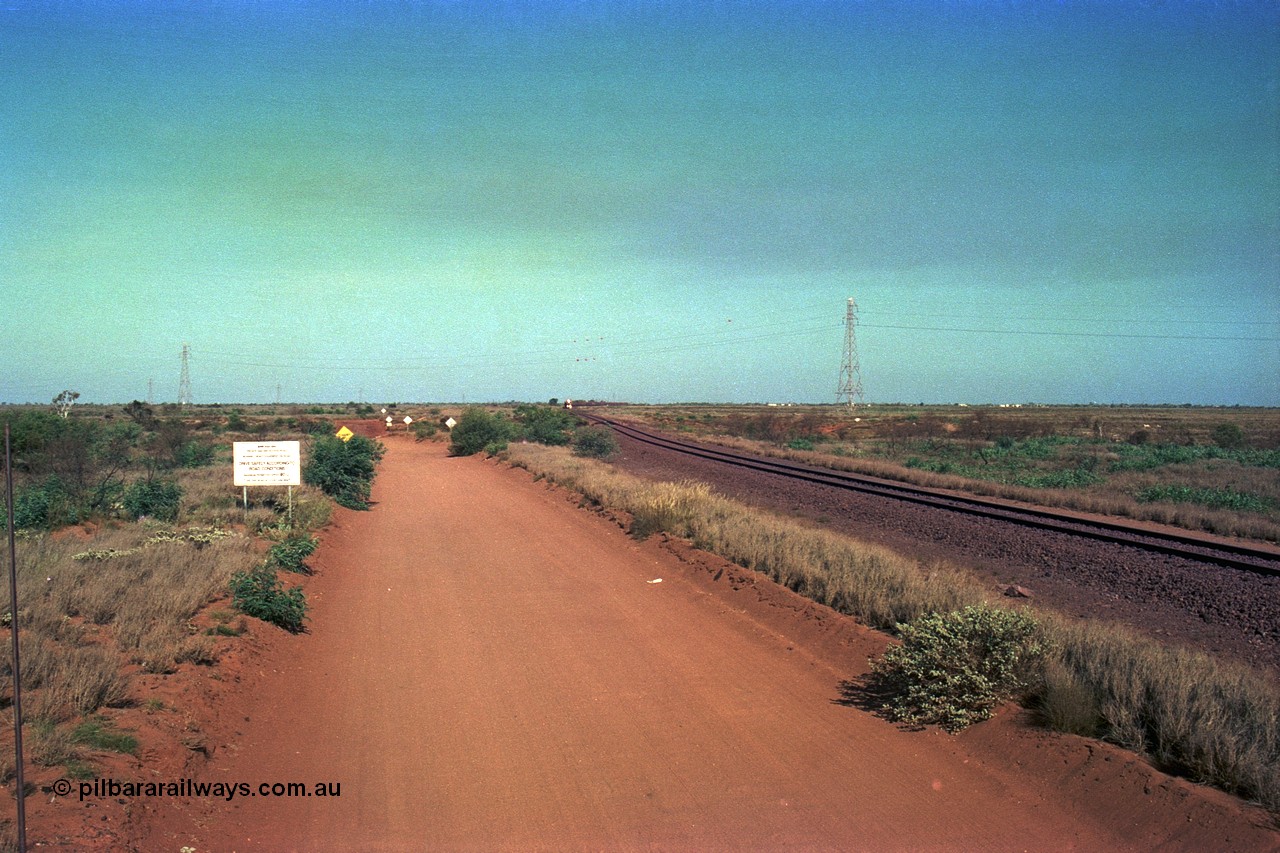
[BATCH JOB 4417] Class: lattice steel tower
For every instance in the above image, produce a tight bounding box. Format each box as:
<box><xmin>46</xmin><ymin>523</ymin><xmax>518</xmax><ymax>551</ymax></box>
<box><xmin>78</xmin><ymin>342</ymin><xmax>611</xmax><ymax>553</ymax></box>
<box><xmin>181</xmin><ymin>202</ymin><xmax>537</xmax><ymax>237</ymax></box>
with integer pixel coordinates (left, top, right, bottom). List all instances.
<box><xmin>836</xmin><ymin>298</ymin><xmax>864</xmax><ymax>408</ymax></box>
<box><xmin>178</xmin><ymin>343</ymin><xmax>192</xmax><ymax>407</ymax></box>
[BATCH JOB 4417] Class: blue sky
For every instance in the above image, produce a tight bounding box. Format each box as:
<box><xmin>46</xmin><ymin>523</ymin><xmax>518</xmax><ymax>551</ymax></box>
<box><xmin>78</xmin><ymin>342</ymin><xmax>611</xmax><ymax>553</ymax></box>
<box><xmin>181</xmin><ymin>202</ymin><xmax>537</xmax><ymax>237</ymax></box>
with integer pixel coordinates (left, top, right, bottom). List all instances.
<box><xmin>3</xmin><ymin>1</ymin><xmax>1277</xmax><ymax>405</ymax></box>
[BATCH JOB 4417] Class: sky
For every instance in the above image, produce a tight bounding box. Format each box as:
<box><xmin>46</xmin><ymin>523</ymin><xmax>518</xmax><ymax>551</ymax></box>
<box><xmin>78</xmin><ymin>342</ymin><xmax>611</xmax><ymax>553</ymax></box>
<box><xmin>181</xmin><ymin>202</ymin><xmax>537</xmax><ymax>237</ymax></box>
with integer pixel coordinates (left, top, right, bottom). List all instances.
<box><xmin>2</xmin><ymin>0</ymin><xmax>1278</xmax><ymax>406</ymax></box>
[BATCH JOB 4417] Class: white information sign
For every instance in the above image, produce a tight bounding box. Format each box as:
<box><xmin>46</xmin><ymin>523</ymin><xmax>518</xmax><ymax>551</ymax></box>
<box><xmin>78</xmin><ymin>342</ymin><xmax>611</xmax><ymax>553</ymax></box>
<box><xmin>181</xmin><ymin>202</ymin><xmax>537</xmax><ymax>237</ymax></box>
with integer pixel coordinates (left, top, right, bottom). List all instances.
<box><xmin>233</xmin><ymin>441</ymin><xmax>301</xmax><ymax>487</ymax></box>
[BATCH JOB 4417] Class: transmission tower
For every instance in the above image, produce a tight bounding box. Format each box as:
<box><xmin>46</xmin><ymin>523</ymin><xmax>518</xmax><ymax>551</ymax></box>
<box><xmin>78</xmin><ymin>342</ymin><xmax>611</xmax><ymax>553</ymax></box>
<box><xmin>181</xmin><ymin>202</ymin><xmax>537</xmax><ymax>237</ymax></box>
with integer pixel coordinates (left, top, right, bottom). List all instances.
<box><xmin>836</xmin><ymin>297</ymin><xmax>864</xmax><ymax>408</ymax></box>
<box><xmin>178</xmin><ymin>343</ymin><xmax>192</xmax><ymax>407</ymax></box>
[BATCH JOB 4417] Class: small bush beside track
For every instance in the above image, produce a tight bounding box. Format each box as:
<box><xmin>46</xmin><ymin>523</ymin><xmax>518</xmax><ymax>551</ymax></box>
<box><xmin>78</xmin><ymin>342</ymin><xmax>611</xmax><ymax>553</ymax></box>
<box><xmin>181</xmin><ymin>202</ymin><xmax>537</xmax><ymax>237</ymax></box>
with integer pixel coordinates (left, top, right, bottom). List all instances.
<box><xmin>868</xmin><ymin>605</ymin><xmax>1047</xmax><ymax>731</ymax></box>
<box><xmin>303</xmin><ymin>434</ymin><xmax>384</xmax><ymax>510</ymax></box>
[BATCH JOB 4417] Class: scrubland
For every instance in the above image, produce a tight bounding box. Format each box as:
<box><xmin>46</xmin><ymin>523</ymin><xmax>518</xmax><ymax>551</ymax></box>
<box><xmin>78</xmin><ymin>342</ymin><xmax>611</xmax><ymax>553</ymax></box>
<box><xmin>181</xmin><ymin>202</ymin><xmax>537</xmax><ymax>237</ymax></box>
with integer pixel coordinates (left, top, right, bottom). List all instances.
<box><xmin>610</xmin><ymin>404</ymin><xmax>1280</xmax><ymax>542</ymax></box>
<box><xmin>0</xmin><ymin>405</ymin><xmax>351</xmax><ymax>823</ymax></box>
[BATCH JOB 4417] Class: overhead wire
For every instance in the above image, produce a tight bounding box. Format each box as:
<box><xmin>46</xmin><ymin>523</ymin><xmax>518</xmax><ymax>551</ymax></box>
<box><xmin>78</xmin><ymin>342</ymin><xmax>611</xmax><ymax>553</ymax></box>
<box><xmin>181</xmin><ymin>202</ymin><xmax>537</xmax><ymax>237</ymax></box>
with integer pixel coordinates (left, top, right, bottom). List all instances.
<box><xmin>184</xmin><ymin>307</ymin><xmax>1276</xmax><ymax>376</ymax></box>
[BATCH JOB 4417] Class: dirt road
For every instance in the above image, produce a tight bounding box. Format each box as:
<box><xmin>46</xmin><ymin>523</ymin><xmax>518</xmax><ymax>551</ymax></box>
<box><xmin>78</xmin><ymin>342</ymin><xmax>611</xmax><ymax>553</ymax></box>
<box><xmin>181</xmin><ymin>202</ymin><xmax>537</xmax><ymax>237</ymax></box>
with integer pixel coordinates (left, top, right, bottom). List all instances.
<box><xmin>141</xmin><ymin>438</ymin><xmax>1279</xmax><ymax>852</ymax></box>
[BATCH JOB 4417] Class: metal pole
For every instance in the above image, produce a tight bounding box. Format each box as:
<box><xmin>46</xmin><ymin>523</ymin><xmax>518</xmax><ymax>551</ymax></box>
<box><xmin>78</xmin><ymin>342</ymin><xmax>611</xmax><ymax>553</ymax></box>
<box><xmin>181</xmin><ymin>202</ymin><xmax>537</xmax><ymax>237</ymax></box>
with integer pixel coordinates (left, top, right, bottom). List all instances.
<box><xmin>5</xmin><ymin>424</ymin><xmax>28</xmax><ymax>852</ymax></box>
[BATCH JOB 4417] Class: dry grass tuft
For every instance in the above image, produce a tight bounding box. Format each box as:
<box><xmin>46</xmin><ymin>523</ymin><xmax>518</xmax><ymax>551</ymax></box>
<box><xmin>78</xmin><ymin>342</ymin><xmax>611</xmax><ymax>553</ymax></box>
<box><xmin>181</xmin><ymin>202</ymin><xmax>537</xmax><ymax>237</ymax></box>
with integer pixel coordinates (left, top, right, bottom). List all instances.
<box><xmin>1042</xmin><ymin>616</ymin><xmax>1280</xmax><ymax>810</ymax></box>
<box><xmin>508</xmin><ymin>444</ymin><xmax>990</xmax><ymax>631</ymax></box>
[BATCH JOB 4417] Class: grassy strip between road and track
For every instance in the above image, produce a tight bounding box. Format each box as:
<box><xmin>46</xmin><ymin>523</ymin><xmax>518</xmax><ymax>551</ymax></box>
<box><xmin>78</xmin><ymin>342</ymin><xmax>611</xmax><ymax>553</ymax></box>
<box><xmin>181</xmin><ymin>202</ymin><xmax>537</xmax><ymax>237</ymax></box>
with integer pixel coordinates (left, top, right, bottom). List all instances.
<box><xmin>504</xmin><ymin>443</ymin><xmax>1280</xmax><ymax>815</ymax></box>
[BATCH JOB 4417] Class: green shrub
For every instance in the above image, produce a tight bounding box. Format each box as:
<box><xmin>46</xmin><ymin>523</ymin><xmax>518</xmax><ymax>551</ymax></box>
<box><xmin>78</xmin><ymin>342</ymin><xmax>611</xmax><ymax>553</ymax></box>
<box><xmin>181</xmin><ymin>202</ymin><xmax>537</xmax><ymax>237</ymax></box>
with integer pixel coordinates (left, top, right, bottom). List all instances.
<box><xmin>869</xmin><ymin>605</ymin><xmax>1047</xmax><ymax>731</ymax></box>
<box><xmin>175</xmin><ymin>440</ymin><xmax>215</xmax><ymax>468</ymax></box>
<box><xmin>786</xmin><ymin>438</ymin><xmax>815</xmax><ymax>451</ymax></box>
<box><xmin>268</xmin><ymin>535</ymin><xmax>319</xmax><ymax>574</ymax></box>
<box><xmin>1212</xmin><ymin>423</ymin><xmax>1245</xmax><ymax>449</ymax></box>
<box><xmin>122</xmin><ymin>479</ymin><xmax>182</xmax><ymax>522</ymax></box>
<box><xmin>514</xmin><ymin>404</ymin><xmax>576</xmax><ymax>446</ymax></box>
<box><xmin>230</xmin><ymin>566</ymin><xmax>306</xmax><ymax>632</ymax></box>
<box><xmin>449</xmin><ymin>408</ymin><xmax>515</xmax><ymax>456</ymax></box>
<box><xmin>71</xmin><ymin>717</ymin><xmax>138</xmax><ymax>754</ymax></box>
<box><xmin>1014</xmin><ymin>467</ymin><xmax>1103</xmax><ymax>489</ymax></box>
<box><xmin>1136</xmin><ymin>485</ymin><xmax>1272</xmax><ymax>513</ymax></box>
<box><xmin>571</xmin><ymin>425</ymin><xmax>619</xmax><ymax>460</ymax></box>
<box><xmin>1106</xmin><ymin>442</ymin><xmax>1280</xmax><ymax>472</ymax></box>
<box><xmin>299</xmin><ymin>418</ymin><xmax>335</xmax><ymax>436</ymax></box>
<box><xmin>6</xmin><ymin>477</ymin><xmax>75</xmax><ymax>529</ymax></box>
<box><xmin>303</xmin><ymin>435</ymin><xmax>383</xmax><ymax>509</ymax></box>
<box><xmin>1</xmin><ymin>413</ymin><xmax>137</xmax><ymax>526</ymax></box>
<box><xmin>1126</xmin><ymin>430</ymin><xmax>1151</xmax><ymax>446</ymax></box>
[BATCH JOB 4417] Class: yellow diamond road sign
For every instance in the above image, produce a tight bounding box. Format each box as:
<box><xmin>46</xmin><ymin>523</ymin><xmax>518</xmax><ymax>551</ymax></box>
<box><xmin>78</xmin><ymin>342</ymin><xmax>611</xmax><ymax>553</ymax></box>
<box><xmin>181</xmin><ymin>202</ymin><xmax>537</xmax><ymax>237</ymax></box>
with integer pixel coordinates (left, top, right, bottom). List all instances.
<box><xmin>335</xmin><ymin>426</ymin><xmax>354</xmax><ymax>442</ymax></box>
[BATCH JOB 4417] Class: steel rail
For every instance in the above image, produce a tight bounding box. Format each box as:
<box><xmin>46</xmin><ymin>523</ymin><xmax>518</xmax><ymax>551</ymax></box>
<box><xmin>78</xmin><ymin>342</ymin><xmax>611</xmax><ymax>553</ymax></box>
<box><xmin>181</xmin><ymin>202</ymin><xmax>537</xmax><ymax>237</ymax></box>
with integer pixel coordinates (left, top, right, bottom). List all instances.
<box><xmin>580</xmin><ymin>414</ymin><xmax>1280</xmax><ymax>576</ymax></box>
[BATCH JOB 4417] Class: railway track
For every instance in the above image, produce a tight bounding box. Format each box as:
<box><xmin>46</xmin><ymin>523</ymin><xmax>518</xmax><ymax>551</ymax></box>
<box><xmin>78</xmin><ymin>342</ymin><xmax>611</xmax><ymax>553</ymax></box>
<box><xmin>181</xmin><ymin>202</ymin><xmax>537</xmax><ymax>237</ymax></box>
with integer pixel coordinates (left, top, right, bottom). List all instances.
<box><xmin>580</xmin><ymin>414</ymin><xmax>1280</xmax><ymax>577</ymax></box>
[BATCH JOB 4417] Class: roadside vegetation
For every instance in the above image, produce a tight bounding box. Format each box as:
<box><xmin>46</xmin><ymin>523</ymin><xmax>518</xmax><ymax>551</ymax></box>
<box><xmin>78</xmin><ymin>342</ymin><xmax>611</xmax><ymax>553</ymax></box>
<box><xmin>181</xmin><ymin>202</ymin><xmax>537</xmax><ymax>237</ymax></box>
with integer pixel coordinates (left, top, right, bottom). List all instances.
<box><xmin>609</xmin><ymin>405</ymin><xmax>1280</xmax><ymax>543</ymax></box>
<box><xmin>504</xmin><ymin>441</ymin><xmax>1280</xmax><ymax>814</ymax></box>
<box><xmin>303</xmin><ymin>434</ymin><xmax>384</xmax><ymax>509</ymax></box>
<box><xmin>865</xmin><ymin>605</ymin><xmax>1047</xmax><ymax>732</ymax></box>
<box><xmin>0</xmin><ymin>404</ymin><xmax>378</xmax><ymax>798</ymax></box>
<box><xmin>447</xmin><ymin>404</ymin><xmax>613</xmax><ymax>458</ymax></box>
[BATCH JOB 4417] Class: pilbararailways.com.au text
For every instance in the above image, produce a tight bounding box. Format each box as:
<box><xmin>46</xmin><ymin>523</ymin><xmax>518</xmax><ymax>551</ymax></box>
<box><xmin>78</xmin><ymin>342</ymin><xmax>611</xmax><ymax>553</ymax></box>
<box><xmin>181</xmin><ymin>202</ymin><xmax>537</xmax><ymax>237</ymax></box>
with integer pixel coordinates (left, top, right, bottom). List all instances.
<box><xmin>64</xmin><ymin>778</ymin><xmax>341</xmax><ymax>802</ymax></box>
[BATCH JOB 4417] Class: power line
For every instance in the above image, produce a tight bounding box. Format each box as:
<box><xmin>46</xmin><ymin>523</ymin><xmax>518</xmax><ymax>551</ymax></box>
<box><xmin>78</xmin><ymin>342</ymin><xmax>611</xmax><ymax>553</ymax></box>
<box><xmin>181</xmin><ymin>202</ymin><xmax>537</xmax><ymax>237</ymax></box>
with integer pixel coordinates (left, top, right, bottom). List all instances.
<box><xmin>193</xmin><ymin>320</ymin><xmax>836</xmax><ymax>373</ymax></box>
<box><xmin>176</xmin><ymin>309</ymin><xmax>1277</xmax><ymax>379</ymax></box>
<box><xmin>860</xmin><ymin>323</ymin><xmax>1280</xmax><ymax>342</ymax></box>
<box><xmin>862</xmin><ymin>310</ymin><xmax>1278</xmax><ymax>327</ymax></box>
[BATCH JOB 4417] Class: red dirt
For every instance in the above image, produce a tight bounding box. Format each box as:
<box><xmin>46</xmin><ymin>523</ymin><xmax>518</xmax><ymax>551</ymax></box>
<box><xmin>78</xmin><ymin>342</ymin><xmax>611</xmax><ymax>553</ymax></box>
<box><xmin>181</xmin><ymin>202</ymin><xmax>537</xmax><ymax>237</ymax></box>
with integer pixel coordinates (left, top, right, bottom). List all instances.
<box><xmin>26</xmin><ymin>432</ymin><xmax>1277</xmax><ymax>850</ymax></box>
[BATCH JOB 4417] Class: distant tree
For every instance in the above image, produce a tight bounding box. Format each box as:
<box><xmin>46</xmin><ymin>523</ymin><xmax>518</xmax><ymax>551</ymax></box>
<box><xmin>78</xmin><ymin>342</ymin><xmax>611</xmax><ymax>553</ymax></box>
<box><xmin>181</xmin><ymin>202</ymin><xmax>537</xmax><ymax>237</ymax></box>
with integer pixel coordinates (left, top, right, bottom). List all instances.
<box><xmin>123</xmin><ymin>400</ymin><xmax>155</xmax><ymax>427</ymax></box>
<box><xmin>53</xmin><ymin>389</ymin><xmax>80</xmax><ymax>419</ymax></box>
<box><xmin>122</xmin><ymin>478</ymin><xmax>182</xmax><ymax>522</ymax></box>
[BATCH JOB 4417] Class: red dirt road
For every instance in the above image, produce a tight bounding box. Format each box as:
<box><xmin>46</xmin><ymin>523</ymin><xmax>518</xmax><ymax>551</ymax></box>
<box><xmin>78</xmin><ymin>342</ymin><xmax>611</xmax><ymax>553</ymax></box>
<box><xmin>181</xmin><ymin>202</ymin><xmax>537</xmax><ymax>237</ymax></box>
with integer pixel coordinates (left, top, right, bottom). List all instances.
<box><xmin>142</xmin><ymin>438</ymin><xmax>1279</xmax><ymax>852</ymax></box>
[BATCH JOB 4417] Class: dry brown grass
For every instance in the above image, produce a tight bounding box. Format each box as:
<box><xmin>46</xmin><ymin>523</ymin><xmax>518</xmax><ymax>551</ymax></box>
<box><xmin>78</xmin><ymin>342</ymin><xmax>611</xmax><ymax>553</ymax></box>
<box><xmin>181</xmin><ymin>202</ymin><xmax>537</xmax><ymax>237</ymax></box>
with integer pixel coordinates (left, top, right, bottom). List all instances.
<box><xmin>0</xmin><ymin>521</ymin><xmax>261</xmax><ymax>783</ymax></box>
<box><xmin>177</xmin><ymin>466</ymin><xmax>332</xmax><ymax>533</ymax></box>
<box><xmin>1042</xmin><ymin>616</ymin><xmax>1280</xmax><ymax>811</ymax></box>
<box><xmin>506</xmin><ymin>441</ymin><xmax>1280</xmax><ymax>813</ymax></box>
<box><xmin>508</xmin><ymin>444</ymin><xmax>990</xmax><ymax>631</ymax></box>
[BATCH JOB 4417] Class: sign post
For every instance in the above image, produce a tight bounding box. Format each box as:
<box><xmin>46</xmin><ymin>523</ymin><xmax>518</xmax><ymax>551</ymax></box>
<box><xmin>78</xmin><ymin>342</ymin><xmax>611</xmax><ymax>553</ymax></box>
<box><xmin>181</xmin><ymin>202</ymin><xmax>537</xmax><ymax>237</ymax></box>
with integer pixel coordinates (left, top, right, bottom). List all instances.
<box><xmin>233</xmin><ymin>441</ymin><xmax>302</xmax><ymax>525</ymax></box>
<box><xmin>5</xmin><ymin>425</ymin><xmax>27</xmax><ymax>852</ymax></box>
